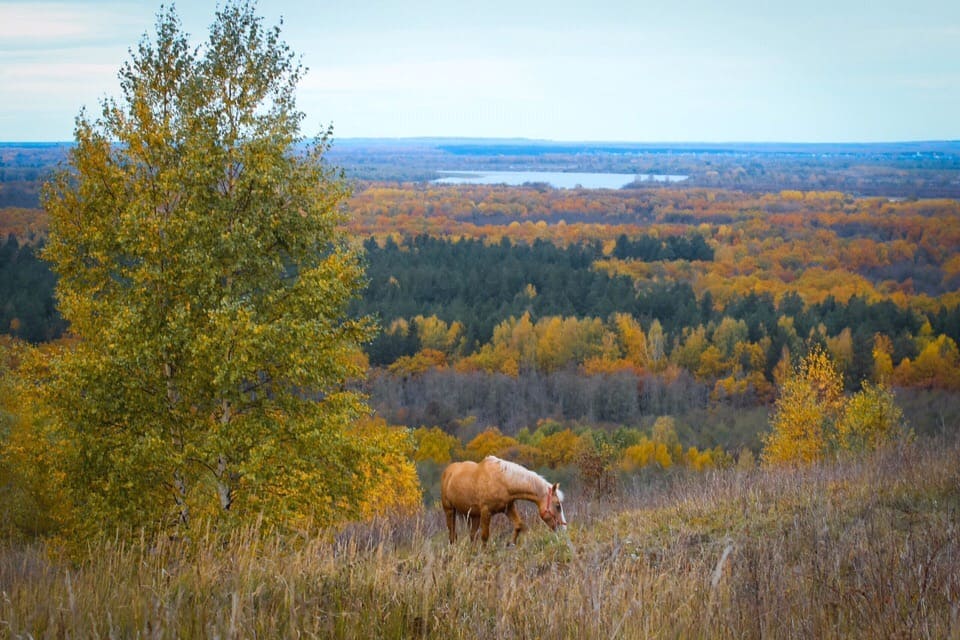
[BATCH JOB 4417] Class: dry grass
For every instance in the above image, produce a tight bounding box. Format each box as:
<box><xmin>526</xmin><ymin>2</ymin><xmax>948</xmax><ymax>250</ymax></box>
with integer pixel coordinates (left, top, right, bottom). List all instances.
<box><xmin>1</xmin><ymin>440</ymin><xmax>958</xmax><ymax>639</ymax></box>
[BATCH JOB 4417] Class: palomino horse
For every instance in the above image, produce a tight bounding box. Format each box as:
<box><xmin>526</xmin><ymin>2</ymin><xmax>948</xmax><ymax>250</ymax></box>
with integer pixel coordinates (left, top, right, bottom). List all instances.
<box><xmin>441</xmin><ymin>455</ymin><xmax>567</xmax><ymax>544</ymax></box>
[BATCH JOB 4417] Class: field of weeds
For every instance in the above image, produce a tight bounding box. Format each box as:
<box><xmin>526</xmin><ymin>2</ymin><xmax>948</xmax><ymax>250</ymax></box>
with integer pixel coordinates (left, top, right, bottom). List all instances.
<box><xmin>2</xmin><ymin>440</ymin><xmax>958</xmax><ymax>639</ymax></box>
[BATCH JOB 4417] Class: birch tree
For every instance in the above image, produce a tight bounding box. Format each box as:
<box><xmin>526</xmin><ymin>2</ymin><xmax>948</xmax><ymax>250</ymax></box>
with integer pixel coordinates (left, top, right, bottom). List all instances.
<box><xmin>39</xmin><ymin>2</ymin><xmax>377</xmax><ymax>536</ymax></box>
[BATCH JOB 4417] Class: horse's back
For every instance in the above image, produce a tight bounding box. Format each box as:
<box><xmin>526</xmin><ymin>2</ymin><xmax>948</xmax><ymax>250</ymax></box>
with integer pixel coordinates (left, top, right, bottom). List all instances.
<box><xmin>442</xmin><ymin>457</ymin><xmax>510</xmax><ymax>513</ymax></box>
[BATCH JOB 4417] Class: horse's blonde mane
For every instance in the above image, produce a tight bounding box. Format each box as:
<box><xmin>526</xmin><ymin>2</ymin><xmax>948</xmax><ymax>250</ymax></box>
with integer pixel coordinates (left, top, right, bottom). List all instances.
<box><xmin>486</xmin><ymin>456</ymin><xmax>564</xmax><ymax>501</ymax></box>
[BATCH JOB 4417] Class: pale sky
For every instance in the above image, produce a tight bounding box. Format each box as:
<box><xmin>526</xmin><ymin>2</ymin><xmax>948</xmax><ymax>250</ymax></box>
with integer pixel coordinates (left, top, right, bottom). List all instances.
<box><xmin>1</xmin><ymin>0</ymin><xmax>958</xmax><ymax>142</ymax></box>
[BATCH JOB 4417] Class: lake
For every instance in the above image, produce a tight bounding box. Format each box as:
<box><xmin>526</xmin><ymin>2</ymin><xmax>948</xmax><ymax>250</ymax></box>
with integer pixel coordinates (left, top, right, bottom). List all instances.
<box><xmin>433</xmin><ymin>170</ymin><xmax>688</xmax><ymax>189</ymax></box>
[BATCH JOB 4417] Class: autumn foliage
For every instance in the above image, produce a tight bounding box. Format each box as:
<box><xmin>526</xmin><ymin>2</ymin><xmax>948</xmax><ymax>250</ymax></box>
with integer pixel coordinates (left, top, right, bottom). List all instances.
<box><xmin>451</xmin><ymin>417</ymin><xmax>729</xmax><ymax>478</ymax></box>
<box><xmin>763</xmin><ymin>348</ymin><xmax>907</xmax><ymax>466</ymax></box>
<box><xmin>0</xmin><ymin>11</ymin><xmax>958</xmax><ymax>546</ymax></box>
<box><xmin>350</xmin><ymin>417</ymin><xmax>422</xmax><ymax>519</ymax></box>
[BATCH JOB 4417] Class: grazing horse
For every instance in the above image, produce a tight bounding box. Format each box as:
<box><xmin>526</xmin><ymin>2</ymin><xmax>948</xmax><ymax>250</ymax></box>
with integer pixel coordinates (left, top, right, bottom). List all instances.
<box><xmin>441</xmin><ymin>456</ymin><xmax>567</xmax><ymax>544</ymax></box>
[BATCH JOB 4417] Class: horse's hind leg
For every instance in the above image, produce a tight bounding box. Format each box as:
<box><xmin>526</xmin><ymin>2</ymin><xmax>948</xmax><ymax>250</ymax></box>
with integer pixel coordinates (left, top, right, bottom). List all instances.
<box><xmin>468</xmin><ymin>513</ymin><xmax>481</xmax><ymax>541</ymax></box>
<box><xmin>506</xmin><ymin>501</ymin><xmax>526</xmax><ymax>544</ymax></box>
<box><xmin>444</xmin><ymin>506</ymin><xmax>456</xmax><ymax>543</ymax></box>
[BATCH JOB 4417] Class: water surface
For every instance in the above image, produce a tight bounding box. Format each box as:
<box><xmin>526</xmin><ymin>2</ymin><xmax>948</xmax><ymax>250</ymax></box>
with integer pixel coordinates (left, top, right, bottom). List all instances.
<box><xmin>433</xmin><ymin>170</ymin><xmax>687</xmax><ymax>189</ymax></box>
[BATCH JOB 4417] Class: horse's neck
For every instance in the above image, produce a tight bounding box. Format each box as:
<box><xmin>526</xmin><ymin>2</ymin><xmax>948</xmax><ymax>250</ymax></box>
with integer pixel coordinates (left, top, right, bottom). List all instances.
<box><xmin>513</xmin><ymin>477</ymin><xmax>546</xmax><ymax>501</ymax></box>
<box><xmin>497</xmin><ymin>460</ymin><xmax>549</xmax><ymax>504</ymax></box>
<box><xmin>516</xmin><ymin>479</ymin><xmax>549</xmax><ymax>506</ymax></box>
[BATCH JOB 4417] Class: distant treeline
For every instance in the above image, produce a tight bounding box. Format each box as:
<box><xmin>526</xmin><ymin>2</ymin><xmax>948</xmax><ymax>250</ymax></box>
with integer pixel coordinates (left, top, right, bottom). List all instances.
<box><xmin>5</xmin><ymin>139</ymin><xmax>960</xmax><ymax>197</ymax></box>
<box><xmin>437</xmin><ymin>140</ymin><xmax>960</xmax><ymax>157</ymax></box>
<box><xmin>0</xmin><ymin>143</ymin><xmax>67</xmax><ymax>208</ymax></box>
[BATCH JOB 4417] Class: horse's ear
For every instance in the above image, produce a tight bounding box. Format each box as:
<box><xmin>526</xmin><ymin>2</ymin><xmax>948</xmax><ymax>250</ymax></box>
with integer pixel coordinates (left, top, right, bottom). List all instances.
<box><xmin>551</xmin><ymin>482</ymin><xmax>564</xmax><ymax>501</ymax></box>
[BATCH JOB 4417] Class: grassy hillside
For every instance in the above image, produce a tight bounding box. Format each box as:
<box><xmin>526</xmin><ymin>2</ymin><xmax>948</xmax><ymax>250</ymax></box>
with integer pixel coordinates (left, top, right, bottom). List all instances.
<box><xmin>2</xmin><ymin>439</ymin><xmax>957</xmax><ymax>638</ymax></box>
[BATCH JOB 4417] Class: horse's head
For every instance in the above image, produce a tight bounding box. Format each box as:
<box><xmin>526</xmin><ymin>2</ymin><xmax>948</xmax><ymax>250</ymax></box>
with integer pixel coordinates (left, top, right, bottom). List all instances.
<box><xmin>539</xmin><ymin>483</ymin><xmax>567</xmax><ymax>531</ymax></box>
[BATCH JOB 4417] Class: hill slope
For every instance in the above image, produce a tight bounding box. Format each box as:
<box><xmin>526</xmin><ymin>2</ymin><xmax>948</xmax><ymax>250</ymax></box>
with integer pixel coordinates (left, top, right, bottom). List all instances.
<box><xmin>2</xmin><ymin>439</ymin><xmax>957</xmax><ymax>638</ymax></box>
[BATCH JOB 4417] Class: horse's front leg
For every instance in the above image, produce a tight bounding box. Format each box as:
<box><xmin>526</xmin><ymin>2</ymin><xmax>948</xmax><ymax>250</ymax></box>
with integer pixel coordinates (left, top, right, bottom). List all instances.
<box><xmin>506</xmin><ymin>501</ymin><xmax>526</xmax><ymax>544</ymax></box>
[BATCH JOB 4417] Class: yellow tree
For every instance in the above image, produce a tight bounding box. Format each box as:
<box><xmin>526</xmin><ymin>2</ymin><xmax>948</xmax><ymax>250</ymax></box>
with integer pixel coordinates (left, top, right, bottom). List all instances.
<box><xmin>612</xmin><ymin>312</ymin><xmax>649</xmax><ymax>369</ymax></box>
<box><xmin>651</xmin><ymin>415</ymin><xmax>683</xmax><ymax>464</ymax></box>
<box><xmin>537</xmin><ymin>428</ymin><xmax>583</xmax><ymax>468</ymax></box>
<box><xmin>535</xmin><ymin>316</ymin><xmax>568</xmax><ymax>372</ymax></box>
<box><xmin>647</xmin><ymin>319</ymin><xmax>668</xmax><ymax>371</ymax></box>
<box><xmin>827</xmin><ymin>327</ymin><xmax>854</xmax><ymax>381</ymax></box>
<box><xmin>463</xmin><ymin>312</ymin><xmax>536</xmax><ymax>375</ymax></box>
<box><xmin>762</xmin><ymin>347</ymin><xmax>844</xmax><ymax>466</ymax></box>
<box><xmin>696</xmin><ymin>345</ymin><xmax>727</xmax><ymax>379</ymax></box>
<box><xmin>388</xmin><ymin>348</ymin><xmax>448</xmax><ymax>376</ymax></box>
<box><xmin>464</xmin><ymin>427</ymin><xmax>518</xmax><ymax>460</ymax></box>
<box><xmin>895</xmin><ymin>334</ymin><xmax>960</xmax><ymax>390</ymax></box>
<box><xmin>712</xmin><ymin>317</ymin><xmax>748</xmax><ymax>360</ymax></box>
<box><xmin>412</xmin><ymin>426</ymin><xmax>463</xmax><ymax>464</ymax></box>
<box><xmin>872</xmin><ymin>333</ymin><xmax>895</xmax><ymax>383</ymax></box>
<box><xmin>836</xmin><ymin>382</ymin><xmax>905</xmax><ymax>452</ymax></box>
<box><xmin>622</xmin><ymin>437</ymin><xmax>672</xmax><ymax>470</ymax></box>
<box><xmin>351</xmin><ymin>417</ymin><xmax>421</xmax><ymax>519</ymax></box>
<box><xmin>37</xmin><ymin>3</ymin><xmax>377</xmax><ymax>537</ymax></box>
<box><xmin>683</xmin><ymin>447</ymin><xmax>716</xmax><ymax>471</ymax></box>
<box><xmin>673</xmin><ymin>325</ymin><xmax>708</xmax><ymax>376</ymax></box>
<box><xmin>413</xmin><ymin>315</ymin><xmax>464</xmax><ymax>357</ymax></box>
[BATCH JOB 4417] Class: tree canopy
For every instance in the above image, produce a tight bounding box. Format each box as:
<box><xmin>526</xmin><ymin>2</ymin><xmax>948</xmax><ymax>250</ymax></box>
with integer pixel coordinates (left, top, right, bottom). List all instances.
<box><xmin>35</xmin><ymin>1</ymin><xmax>385</xmax><ymax>537</ymax></box>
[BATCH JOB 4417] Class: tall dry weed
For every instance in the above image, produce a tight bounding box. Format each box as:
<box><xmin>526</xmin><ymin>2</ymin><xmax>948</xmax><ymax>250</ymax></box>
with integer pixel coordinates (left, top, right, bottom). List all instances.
<box><xmin>1</xmin><ymin>439</ymin><xmax>957</xmax><ymax>638</ymax></box>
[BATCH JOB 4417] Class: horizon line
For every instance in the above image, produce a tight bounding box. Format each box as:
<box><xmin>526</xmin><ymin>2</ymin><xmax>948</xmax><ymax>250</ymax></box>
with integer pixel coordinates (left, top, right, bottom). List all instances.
<box><xmin>2</xmin><ymin>137</ymin><xmax>959</xmax><ymax>147</ymax></box>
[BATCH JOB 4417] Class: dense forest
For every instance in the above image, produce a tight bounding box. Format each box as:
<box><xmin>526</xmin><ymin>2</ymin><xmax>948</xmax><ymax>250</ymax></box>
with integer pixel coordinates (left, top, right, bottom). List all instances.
<box><xmin>2</xmin><ymin>142</ymin><xmax>960</xmax><ymax>456</ymax></box>
<box><xmin>355</xmin><ymin>233</ymin><xmax>944</xmax><ymax>363</ymax></box>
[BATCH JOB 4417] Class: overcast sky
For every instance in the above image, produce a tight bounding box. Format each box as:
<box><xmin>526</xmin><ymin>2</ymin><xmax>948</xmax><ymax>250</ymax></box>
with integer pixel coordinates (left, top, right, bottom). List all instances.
<box><xmin>1</xmin><ymin>0</ymin><xmax>958</xmax><ymax>142</ymax></box>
